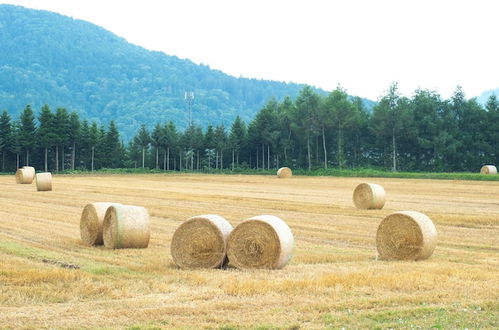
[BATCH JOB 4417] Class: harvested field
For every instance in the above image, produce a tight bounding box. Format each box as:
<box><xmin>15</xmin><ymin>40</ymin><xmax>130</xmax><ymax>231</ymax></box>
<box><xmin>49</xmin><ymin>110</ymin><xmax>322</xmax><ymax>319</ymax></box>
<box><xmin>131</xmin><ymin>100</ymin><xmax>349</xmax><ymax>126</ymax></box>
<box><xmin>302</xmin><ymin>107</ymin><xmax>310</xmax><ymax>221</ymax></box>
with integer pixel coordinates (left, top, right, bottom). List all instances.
<box><xmin>0</xmin><ymin>173</ymin><xmax>498</xmax><ymax>328</ymax></box>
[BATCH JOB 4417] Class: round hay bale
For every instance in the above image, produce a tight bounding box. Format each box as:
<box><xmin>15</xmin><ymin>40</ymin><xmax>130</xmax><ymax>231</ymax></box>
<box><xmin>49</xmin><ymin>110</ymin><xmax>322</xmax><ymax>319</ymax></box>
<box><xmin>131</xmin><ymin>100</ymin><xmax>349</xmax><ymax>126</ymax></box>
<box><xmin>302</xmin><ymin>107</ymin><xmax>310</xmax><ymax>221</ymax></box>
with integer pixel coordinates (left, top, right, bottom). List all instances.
<box><xmin>480</xmin><ymin>165</ymin><xmax>497</xmax><ymax>174</ymax></box>
<box><xmin>15</xmin><ymin>167</ymin><xmax>35</xmax><ymax>184</ymax></box>
<box><xmin>277</xmin><ymin>167</ymin><xmax>292</xmax><ymax>178</ymax></box>
<box><xmin>171</xmin><ymin>214</ymin><xmax>233</xmax><ymax>269</ymax></box>
<box><xmin>353</xmin><ymin>182</ymin><xmax>386</xmax><ymax>209</ymax></box>
<box><xmin>227</xmin><ymin>215</ymin><xmax>294</xmax><ymax>269</ymax></box>
<box><xmin>35</xmin><ymin>172</ymin><xmax>52</xmax><ymax>191</ymax></box>
<box><xmin>376</xmin><ymin>211</ymin><xmax>437</xmax><ymax>261</ymax></box>
<box><xmin>103</xmin><ymin>204</ymin><xmax>150</xmax><ymax>249</ymax></box>
<box><xmin>80</xmin><ymin>202</ymin><xmax>122</xmax><ymax>246</ymax></box>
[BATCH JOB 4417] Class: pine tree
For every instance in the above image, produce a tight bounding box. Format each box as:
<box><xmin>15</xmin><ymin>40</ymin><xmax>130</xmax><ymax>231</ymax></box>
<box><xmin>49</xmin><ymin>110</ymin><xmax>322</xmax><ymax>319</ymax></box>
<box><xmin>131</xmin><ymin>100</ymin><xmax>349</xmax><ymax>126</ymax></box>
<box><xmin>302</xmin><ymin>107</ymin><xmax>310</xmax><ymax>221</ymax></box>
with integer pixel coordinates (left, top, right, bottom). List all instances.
<box><xmin>68</xmin><ymin>111</ymin><xmax>81</xmax><ymax>170</ymax></box>
<box><xmin>0</xmin><ymin>110</ymin><xmax>12</xmax><ymax>171</ymax></box>
<box><xmin>18</xmin><ymin>105</ymin><xmax>37</xmax><ymax>166</ymax></box>
<box><xmin>37</xmin><ymin>105</ymin><xmax>56</xmax><ymax>171</ymax></box>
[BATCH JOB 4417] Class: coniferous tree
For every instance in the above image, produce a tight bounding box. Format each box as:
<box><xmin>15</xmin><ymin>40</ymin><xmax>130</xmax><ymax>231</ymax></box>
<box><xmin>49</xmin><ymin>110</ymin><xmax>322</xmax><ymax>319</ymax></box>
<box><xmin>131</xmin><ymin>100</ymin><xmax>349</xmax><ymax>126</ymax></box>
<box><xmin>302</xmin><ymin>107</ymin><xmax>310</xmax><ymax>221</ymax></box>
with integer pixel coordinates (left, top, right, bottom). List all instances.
<box><xmin>229</xmin><ymin>115</ymin><xmax>247</xmax><ymax>169</ymax></box>
<box><xmin>18</xmin><ymin>105</ymin><xmax>37</xmax><ymax>166</ymax></box>
<box><xmin>134</xmin><ymin>124</ymin><xmax>150</xmax><ymax>168</ymax></box>
<box><xmin>151</xmin><ymin>123</ymin><xmax>163</xmax><ymax>169</ymax></box>
<box><xmin>54</xmin><ymin>107</ymin><xmax>70</xmax><ymax>172</ymax></box>
<box><xmin>37</xmin><ymin>105</ymin><xmax>56</xmax><ymax>171</ymax></box>
<box><xmin>68</xmin><ymin>111</ymin><xmax>80</xmax><ymax>170</ymax></box>
<box><xmin>0</xmin><ymin>110</ymin><xmax>12</xmax><ymax>171</ymax></box>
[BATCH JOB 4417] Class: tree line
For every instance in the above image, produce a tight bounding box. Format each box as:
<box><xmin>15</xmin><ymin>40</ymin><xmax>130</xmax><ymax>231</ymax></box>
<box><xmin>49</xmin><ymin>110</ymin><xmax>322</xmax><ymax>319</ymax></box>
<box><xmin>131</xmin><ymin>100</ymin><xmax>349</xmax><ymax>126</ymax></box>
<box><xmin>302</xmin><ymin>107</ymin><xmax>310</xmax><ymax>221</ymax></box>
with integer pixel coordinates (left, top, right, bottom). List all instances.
<box><xmin>0</xmin><ymin>83</ymin><xmax>498</xmax><ymax>173</ymax></box>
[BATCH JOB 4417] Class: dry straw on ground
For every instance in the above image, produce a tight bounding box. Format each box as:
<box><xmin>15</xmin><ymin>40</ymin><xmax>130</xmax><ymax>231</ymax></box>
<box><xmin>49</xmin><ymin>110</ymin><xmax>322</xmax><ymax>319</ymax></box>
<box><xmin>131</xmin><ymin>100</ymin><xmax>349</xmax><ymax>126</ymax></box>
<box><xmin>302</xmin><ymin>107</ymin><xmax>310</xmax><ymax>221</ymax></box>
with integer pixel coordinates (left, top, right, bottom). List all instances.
<box><xmin>227</xmin><ymin>215</ymin><xmax>294</xmax><ymax>269</ymax></box>
<box><xmin>353</xmin><ymin>182</ymin><xmax>386</xmax><ymax>209</ymax></box>
<box><xmin>80</xmin><ymin>202</ymin><xmax>121</xmax><ymax>246</ymax></box>
<box><xmin>376</xmin><ymin>210</ymin><xmax>437</xmax><ymax>261</ymax></box>
<box><xmin>15</xmin><ymin>166</ymin><xmax>35</xmax><ymax>184</ymax></box>
<box><xmin>35</xmin><ymin>172</ymin><xmax>52</xmax><ymax>191</ymax></box>
<box><xmin>171</xmin><ymin>214</ymin><xmax>233</xmax><ymax>269</ymax></box>
<box><xmin>480</xmin><ymin>165</ymin><xmax>497</xmax><ymax>174</ymax></box>
<box><xmin>277</xmin><ymin>167</ymin><xmax>292</xmax><ymax>178</ymax></box>
<box><xmin>102</xmin><ymin>204</ymin><xmax>150</xmax><ymax>249</ymax></box>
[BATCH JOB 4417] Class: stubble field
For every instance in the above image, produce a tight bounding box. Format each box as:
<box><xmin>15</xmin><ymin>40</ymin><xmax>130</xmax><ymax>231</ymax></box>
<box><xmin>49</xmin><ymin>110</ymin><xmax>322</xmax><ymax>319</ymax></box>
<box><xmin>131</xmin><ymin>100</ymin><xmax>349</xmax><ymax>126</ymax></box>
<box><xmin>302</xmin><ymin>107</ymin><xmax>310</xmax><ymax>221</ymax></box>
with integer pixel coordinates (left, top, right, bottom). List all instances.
<box><xmin>0</xmin><ymin>173</ymin><xmax>498</xmax><ymax>329</ymax></box>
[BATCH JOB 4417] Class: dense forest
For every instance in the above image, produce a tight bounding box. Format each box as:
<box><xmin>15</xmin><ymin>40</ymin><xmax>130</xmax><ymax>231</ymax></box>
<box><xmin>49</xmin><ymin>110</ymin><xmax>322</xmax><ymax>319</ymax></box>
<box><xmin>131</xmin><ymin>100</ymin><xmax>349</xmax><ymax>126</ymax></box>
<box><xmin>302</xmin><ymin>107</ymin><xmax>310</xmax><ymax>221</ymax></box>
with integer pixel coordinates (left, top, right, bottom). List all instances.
<box><xmin>1</xmin><ymin>84</ymin><xmax>497</xmax><ymax>173</ymax></box>
<box><xmin>0</xmin><ymin>5</ymin><xmax>374</xmax><ymax>139</ymax></box>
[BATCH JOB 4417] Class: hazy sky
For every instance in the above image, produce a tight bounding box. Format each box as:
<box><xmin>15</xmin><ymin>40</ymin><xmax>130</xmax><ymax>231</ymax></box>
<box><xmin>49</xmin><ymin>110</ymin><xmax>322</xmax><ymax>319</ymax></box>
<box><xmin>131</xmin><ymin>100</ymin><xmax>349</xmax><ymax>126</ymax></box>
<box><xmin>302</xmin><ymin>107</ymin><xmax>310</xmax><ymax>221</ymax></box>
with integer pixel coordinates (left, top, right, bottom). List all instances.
<box><xmin>2</xmin><ymin>0</ymin><xmax>498</xmax><ymax>100</ymax></box>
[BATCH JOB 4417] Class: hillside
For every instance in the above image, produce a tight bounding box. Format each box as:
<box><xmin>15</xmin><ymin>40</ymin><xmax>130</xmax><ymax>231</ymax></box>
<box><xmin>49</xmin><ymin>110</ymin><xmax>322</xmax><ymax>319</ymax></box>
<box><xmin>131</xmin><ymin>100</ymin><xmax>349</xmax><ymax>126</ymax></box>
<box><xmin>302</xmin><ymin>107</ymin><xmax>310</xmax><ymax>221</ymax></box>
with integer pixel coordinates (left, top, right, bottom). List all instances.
<box><xmin>0</xmin><ymin>5</ymin><xmax>374</xmax><ymax>139</ymax></box>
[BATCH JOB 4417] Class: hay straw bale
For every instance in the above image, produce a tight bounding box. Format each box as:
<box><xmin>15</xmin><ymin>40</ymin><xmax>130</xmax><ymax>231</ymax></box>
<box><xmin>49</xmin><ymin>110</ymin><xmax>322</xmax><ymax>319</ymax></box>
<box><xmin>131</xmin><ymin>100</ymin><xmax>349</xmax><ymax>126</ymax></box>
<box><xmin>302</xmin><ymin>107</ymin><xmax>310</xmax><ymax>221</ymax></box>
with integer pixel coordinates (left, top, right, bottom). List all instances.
<box><xmin>480</xmin><ymin>165</ymin><xmax>497</xmax><ymax>174</ymax></box>
<box><xmin>35</xmin><ymin>172</ymin><xmax>52</xmax><ymax>191</ymax></box>
<box><xmin>171</xmin><ymin>214</ymin><xmax>233</xmax><ymax>269</ymax></box>
<box><xmin>376</xmin><ymin>211</ymin><xmax>437</xmax><ymax>261</ymax></box>
<box><xmin>15</xmin><ymin>167</ymin><xmax>35</xmax><ymax>184</ymax></box>
<box><xmin>227</xmin><ymin>215</ymin><xmax>294</xmax><ymax>269</ymax></box>
<box><xmin>103</xmin><ymin>204</ymin><xmax>150</xmax><ymax>249</ymax></box>
<box><xmin>277</xmin><ymin>167</ymin><xmax>292</xmax><ymax>178</ymax></box>
<box><xmin>353</xmin><ymin>182</ymin><xmax>386</xmax><ymax>209</ymax></box>
<box><xmin>80</xmin><ymin>202</ymin><xmax>122</xmax><ymax>246</ymax></box>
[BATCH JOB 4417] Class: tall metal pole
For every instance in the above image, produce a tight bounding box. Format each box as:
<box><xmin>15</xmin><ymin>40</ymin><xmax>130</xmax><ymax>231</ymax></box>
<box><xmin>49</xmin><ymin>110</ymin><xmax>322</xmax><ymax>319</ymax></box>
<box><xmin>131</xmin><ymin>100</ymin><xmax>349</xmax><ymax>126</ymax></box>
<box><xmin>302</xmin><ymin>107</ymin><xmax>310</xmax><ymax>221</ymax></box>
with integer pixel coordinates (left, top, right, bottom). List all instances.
<box><xmin>184</xmin><ymin>91</ymin><xmax>194</xmax><ymax>127</ymax></box>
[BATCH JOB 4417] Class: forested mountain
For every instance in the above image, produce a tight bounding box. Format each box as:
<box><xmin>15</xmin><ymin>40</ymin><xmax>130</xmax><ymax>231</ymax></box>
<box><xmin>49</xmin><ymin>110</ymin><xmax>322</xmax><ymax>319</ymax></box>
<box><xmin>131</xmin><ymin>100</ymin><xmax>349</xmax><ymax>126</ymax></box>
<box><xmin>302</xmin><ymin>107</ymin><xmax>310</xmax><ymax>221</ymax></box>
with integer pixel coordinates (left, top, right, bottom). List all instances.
<box><xmin>0</xmin><ymin>4</ymin><xmax>374</xmax><ymax>139</ymax></box>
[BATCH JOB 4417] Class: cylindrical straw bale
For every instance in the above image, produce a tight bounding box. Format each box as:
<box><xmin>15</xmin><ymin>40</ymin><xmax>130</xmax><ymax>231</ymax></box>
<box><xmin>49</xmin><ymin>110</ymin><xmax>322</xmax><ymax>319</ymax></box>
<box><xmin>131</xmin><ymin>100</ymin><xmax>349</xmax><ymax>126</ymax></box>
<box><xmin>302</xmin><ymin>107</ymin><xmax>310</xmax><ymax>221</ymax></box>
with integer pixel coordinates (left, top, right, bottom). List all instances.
<box><xmin>80</xmin><ymin>202</ymin><xmax>122</xmax><ymax>246</ymax></box>
<box><xmin>171</xmin><ymin>214</ymin><xmax>233</xmax><ymax>269</ymax></box>
<box><xmin>227</xmin><ymin>215</ymin><xmax>294</xmax><ymax>269</ymax></box>
<box><xmin>353</xmin><ymin>183</ymin><xmax>386</xmax><ymax>209</ymax></box>
<box><xmin>15</xmin><ymin>167</ymin><xmax>35</xmax><ymax>184</ymax></box>
<box><xmin>103</xmin><ymin>205</ymin><xmax>150</xmax><ymax>249</ymax></box>
<box><xmin>277</xmin><ymin>167</ymin><xmax>292</xmax><ymax>178</ymax></box>
<box><xmin>376</xmin><ymin>211</ymin><xmax>437</xmax><ymax>261</ymax></box>
<box><xmin>35</xmin><ymin>172</ymin><xmax>52</xmax><ymax>191</ymax></box>
<box><xmin>480</xmin><ymin>165</ymin><xmax>497</xmax><ymax>174</ymax></box>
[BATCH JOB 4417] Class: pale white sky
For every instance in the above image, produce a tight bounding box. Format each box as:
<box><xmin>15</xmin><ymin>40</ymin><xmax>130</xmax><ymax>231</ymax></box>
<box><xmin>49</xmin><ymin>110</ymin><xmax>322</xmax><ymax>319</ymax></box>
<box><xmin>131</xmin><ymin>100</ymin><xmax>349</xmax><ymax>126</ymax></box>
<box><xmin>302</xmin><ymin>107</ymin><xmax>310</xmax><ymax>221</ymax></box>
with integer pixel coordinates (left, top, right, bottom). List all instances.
<box><xmin>2</xmin><ymin>0</ymin><xmax>498</xmax><ymax>100</ymax></box>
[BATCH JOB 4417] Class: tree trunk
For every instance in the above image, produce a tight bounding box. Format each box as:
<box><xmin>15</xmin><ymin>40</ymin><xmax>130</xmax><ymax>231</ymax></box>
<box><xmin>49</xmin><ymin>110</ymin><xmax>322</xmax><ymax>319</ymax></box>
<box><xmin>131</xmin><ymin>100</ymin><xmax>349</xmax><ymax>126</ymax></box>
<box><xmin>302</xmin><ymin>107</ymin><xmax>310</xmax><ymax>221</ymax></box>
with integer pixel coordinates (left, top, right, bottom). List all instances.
<box><xmin>72</xmin><ymin>142</ymin><xmax>76</xmax><ymax>170</ymax></box>
<box><xmin>216</xmin><ymin>151</ymin><xmax>219</xmax><ymax>170</ymax></box>
<box><xmin>307</xmin><ymin>134</ymin><xmax>311</xmax><ymax>171</ymax></box>
<box><xmin>141</xmin><ymin>147</ymin><xmax>145</xmax><ymax>168</ymax></box>
<box><xmin>220</xmin><ymin>150</ymin><xmax>223</xmax><ymax>169</ymax></box>
<box><xmin>16</xmin><ymin>153</ymin><xmax>19</xmax><ymax>169</ymax></box>
<box><xmin>232</xmin><ymin>148</ymin><xmax>235</xmax><ymax>171</ymax></box>
<box><xmin>191</xmin><ymin>151</ymin><xmax>194</xmax><ymax>170</ymax></box>
<box><xmin>322</xmin><ymin>126</ymin><xmax>327</xmax><ymax>169</ymax></box>
<box><xmin>262</xmin><ymin>144</ymin><xmax>265</xmax><ymax>170</ymax></box>
<box><xmin>45</xmin><ymin>147</ymin><xmax>48</xmax><ymax>172</ymax></box>
<box><xmin>156</xmin><ymin>147</ymin><xmax>159</xmax><ymax>169</ymax></box>
<box><xmin>56</xmin><ymin>145</ymin><xmax>59</xmax><ymax>173</ymax></box>
<box><xmin>2</xmin><ymin>152</ymin><xmax>4</xmax><ymax>171</ymax></box>
<box><xmin>197</xmin><ymin>150</ymin><xmax>199</xmax><ymax>170</ymax></box>
<box><xmin>26</xmin><ymin>150</ymin><xmax>29</xmax><ymax>166</ymax></box>
<box><xmin>267</xmin><ymin>144</ymin><xmax>270</xmax><ymax>170</ymax></box>
<box><xmin>338</xmin><ymin>124</ymin><xmax>344</xmax><ymax>169</ymax></box>
<box><xmin>163</xmin><ymin>149</ymin><xmax>166</xmax><ymax>171</ymax></box>
<box><xmin>392</xmin><ymin>129</ymin><xmax>397</xmax><ymax>172</ymax></box>
<box><xmin>91</xmin><ymin>146</ymin><xmax>95</xmax><ymax>172</ymax></box>
<box><xmin>179</xmin><ymin>150</ymin><xmax>182</xmax><ymax>171</ymax></box>
<box><xmin>256</xmin><ymin>149</ymin><xmax>259</xmax><ymax>169</ymax></box>
<box><xmin>167</xmin><ymin>147</ymin><xmax>170</xmax><ymax>171</ymax></box>
<box><xmin>62</xmin><ymin>146</ymin><xmax>65</xmax><ymax>171</ymax></box>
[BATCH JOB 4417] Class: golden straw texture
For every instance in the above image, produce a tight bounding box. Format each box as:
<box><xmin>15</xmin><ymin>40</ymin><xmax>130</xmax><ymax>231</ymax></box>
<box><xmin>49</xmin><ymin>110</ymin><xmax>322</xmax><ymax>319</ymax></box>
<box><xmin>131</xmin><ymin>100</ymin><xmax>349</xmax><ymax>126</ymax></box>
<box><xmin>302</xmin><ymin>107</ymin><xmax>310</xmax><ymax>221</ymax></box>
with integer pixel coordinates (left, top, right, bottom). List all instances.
<box><xmin>376</xmin><ymin>210</ymin><xmax>437</xmax><ymax>261</ymax></box>
<box><xmin>480</xmin><ymin>165</ymin><xmax>497</xmax><ymax>174</ymax></box>
<box><xmin>227</xmin><ymin>215</ymin><xmax>294</xmax><ymax>269</ymax></box>
<box><xmin>171</xmin><ymin>214</ymin><xmax>233</xmax><ymax>269</ymax></box>
<box><xmin>80</xmin><ymin>202</ymin><xmax>121</xmax><ymax>246</ymax></box>
<box><xmin>35</xmin><ymin>172</ymin><xmax>52</xmax><ymax>191</ymax></box>
<box><xmin>103</xmin><ymin>204</ymin><xmax>150</xmax><ymax>249</ymax></box>
<box><xmin>15</xmin><ymin>167</ymin><xmax>35</xmax><ymax>184</ymax></box>
<box><xmin>353</xmin><ymin>182</ymin><xmax>386</xmax><ymax>209</ymax></box>
<box><xmin>277</xmin><ymin>167</ymin><xmax>292</xmax><ymax>178</ymax></box>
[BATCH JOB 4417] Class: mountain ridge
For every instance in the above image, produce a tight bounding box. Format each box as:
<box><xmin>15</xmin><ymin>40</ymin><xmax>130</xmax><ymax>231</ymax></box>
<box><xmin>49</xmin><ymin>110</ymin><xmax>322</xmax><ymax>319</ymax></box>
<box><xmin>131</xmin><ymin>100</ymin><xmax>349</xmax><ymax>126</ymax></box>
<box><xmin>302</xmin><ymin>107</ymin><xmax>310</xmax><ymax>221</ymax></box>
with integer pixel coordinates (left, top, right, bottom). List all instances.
<box><xmin>0</xmin><ymin>4</ymin><xmax>374</xmax><ymax>139</ymax></box>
